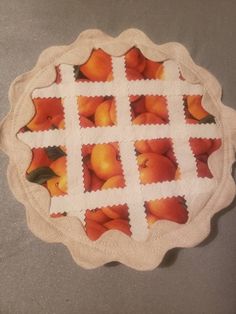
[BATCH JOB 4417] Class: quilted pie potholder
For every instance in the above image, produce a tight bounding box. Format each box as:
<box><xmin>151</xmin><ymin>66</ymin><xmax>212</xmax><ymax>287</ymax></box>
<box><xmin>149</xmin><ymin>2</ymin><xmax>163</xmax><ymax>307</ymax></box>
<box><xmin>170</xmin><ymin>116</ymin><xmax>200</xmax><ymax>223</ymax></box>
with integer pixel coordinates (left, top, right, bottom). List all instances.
<box><xmin>1</xmin><ymin>29</ymin><xmax>236</xmax><ymax>270</ymax></box>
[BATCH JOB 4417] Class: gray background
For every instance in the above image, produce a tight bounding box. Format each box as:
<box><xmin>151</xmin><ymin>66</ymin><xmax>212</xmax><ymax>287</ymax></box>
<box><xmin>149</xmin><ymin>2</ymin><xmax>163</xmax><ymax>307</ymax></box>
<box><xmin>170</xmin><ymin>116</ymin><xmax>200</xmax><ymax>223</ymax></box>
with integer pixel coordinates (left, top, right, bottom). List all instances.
<box><xmin>0</xmin><ymin>0</ymin><xmax>236</xmax><ymax>313</ymax></box>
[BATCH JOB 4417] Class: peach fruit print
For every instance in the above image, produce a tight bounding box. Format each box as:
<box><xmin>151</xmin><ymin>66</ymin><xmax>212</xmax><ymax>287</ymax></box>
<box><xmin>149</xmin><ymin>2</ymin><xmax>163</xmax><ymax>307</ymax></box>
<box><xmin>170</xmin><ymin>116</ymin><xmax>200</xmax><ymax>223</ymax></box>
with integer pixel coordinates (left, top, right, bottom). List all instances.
<box><xmin>77</xmin><ymin>96</ymin><xmax>116</xmax><ymax>128</ymax></box>
<box><xmin>17</xmin><ymin>47</ymin><xmax>222</xmax><ymax>241</ymax></box>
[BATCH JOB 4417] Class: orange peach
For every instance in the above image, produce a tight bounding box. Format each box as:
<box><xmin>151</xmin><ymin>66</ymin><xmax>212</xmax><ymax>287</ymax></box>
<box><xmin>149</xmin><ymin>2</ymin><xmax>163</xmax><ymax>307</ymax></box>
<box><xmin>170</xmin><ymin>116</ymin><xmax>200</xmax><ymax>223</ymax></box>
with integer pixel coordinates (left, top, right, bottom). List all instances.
<box><xmin>137</xmin><ymin>153</ymin><xmax>176</xmax><ymax>184</ymax></box>
<box><xmin>102</xmin><ymin>175</ymin><xmax>125</xmax><ymax>190</ymax></box>
<box><xmin>131</xmin><ymin>96</ymin><xmax>146</xmax><ymax>115</ymax></box>
<box><xmin>126</xmin><ymin>67</ymin><xmax>144</xmax><ymax>81</ymax></box>
<box><xmin>91</xmin><ymin>144</ymin><xmax>123</xmax><ymax>180</ymax></box>
<box><xmin>143</xmin><ymin>59</ymin><xmax>164</xmax><ymax>79</ymax></box>
<box><xmin>125</xmin><ymin>47</ymin><xmax>146</xmax><ymax>73</ymax></box>
<box><xmin>27</xmin><ymin>148</ymin><xmax>52</xmax><ymax>173</ymax></box>
<box><xmin>208</xmin><ymin>138</ymin><xmax>221</xmax><ymax>155</ymax></box>
<box><xmin>80</xmin><ymin>116</ymin><xmax>95</xmax><ymax>128</ymax></box>
<box><xmin>52</xmin><ymin>114</ymin><xmax>64</xmax><ymax>127</ymax></box>
<box><xmin>83</xmin><ymin>155</ymin><xmax>92</xmax><ymax>169</ymax></box>
<box><xmin>47</xmin><ymin>156</ymin><xmax>67</xmax><ymax>196</ymax></box>
<box><xmin>186</xmin><ymin>118</ymin><xmax>198</xmax><ymax>124</ymax></box>
<box><xmin>57</xmin><ymin>175</ymin><xmax>67</xmax><ymax>192</ymax></box>
<box><xmin>110</xmin><ymin>142</ymin><xmax>119</xmax><ymax>153</ymax></box>
<box><xmin>47</xmin><ymin>176</ymin><xmax>67</xmax><ymax>196</ymax></box>
<box><xmin>175</xmin><ymin>168</ymin><xmax>181</xmax><ymax>180</ymax></box>
<box><xmin>77</xmin><ymin>96</ymin><xmax>104</xmax><ymax>117</ymax></box>
<box><xmin>80</xmin><ymin>49</ymin><xmax>113</xmax><ymax>81</ymax></box>
<box><xmin>130</xmin><ymin>108</ymin><xmax>136</xmax><ymax>120</ymax></box>
<box><xmin>126</xmin><ymin>68</ymin><xmax>144</xmax><ymax>102</ymax></box>
<box><xmin>85</xmin><ymin>219</ymin><xmax>107</xmax><ymax>240</ymax></box>
<box><xmin>165</xmin><ymin>149</ymin><xmax>177</xmax><ymax>166</ymax></box>
<box><xmin>129</xmin><ymin>95</ymin><xmax>142</xmax><ymax>103</ymax></box>
<box><xmin>83</xmin><ymin>164</ymin><xmax>91</xmax><ymax>191</ymax></box>
<box><xmin>27</xmin><ymin>98</ymin><xmax>64</xmax><ymax>131</ymax></box>
<box><xmin>102</xmin><ymin>205</ymin><xmax>129</xmax><ymax>220</ymax></box>
<box><xmin>197</xmin><ymin>154</ymin><xmax>208</xmax><ymax>163</ymax></box>
<box><xmin>83</xmin><ymin>155</ymin><xmax>93</xmax><ymax>171</ymax></box>
<box><xmin>82</xmin><ymin>144</ymin><xmax>94</xmax><ymax>157</ymax></box>
<box><xmin>104</xmin><ymin>219</ymin><xmax>132</xmax><ymax>236</ymax></box>
<box><xmin>85</xmin><ymin>209</ymin><xmax>110</xmax><ymax>224</ymax></box>
<box><xmin>94</xmin><ymin>98</ymin><xmax>116</xmax><ymax>126</ymax></box>
<box><xmin>50</xmin><ymin>156</ymin><xmax>67</xmax><ymax>176</ymax></box>
<box><xmin>145</xmin><ymin>95</ymin><xmax>168</xmax><ymax>121</ymax></box>
<box><xmin>146</xmin><ymin>197</ymin><xmax>188</xmax><ymax>224</ymax></box>
<box><xmin>146</xmin><ymin>213</ymin><xmax>157</xmax><ymax>225</ymax></box>
<box><xmin>132</xmin><ymin>112</ymin><xmax>164</xmax><ymax>125</ymax></box>
<box><xmin>196</xmin><ymin>160</ymin><xmax>213</xmax><ymax>178</ymax></box>
<box><xmin>190</xmin><ymin>138</ymin><xmax>212</xmax><ymax>156</ymax></box>
<box><xmin>106</xmin><ymin>72</ymin><xmax>113</xmax><ymax>81</ymax></box>
<box><xmin>90</xmin><ymin>173</ymin><xmax>104</xmax><ymax>191</ymax></box>
<box><xmin>187</xmin><ymin>95</ymin><xmax>209</xmax><ymax>120</ymax></box>
<box><xmin>184</xmin><ymin>101</ymin><xmax>194</xmax><ymax>120</ymax></box>
<box><xmin>58</xmin><ymin>119</ymin><xmax>65</xmax><ymax>129</ymax></box>
<box><xmin>135</xmin><ymin>139</ymin><xmax>171</xmax><ymax>155</ymax></box>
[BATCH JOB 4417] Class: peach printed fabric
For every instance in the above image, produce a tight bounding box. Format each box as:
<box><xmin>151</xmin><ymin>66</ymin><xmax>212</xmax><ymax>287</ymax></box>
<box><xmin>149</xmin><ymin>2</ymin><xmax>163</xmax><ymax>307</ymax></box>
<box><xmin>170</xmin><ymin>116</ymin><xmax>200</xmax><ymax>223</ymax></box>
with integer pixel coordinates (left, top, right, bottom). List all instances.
<box><xmin>17</xmin><ymin>48</ymin><xmax>221</xmax><ymax>242</ymax></box>
<box><xmin>1</xmin><ymin>29</ymin><xmax>236</xmax><ymax>270</ymax></box>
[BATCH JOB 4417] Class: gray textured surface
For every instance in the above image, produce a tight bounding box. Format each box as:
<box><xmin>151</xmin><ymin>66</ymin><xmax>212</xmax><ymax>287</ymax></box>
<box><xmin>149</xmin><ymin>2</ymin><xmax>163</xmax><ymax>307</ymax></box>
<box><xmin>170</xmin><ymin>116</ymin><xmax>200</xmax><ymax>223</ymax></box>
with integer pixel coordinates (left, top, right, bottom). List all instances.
<box><xmin>0</xmin><ymin>1</ymin><xmax>236</xmax><ymax>313</ymax></box>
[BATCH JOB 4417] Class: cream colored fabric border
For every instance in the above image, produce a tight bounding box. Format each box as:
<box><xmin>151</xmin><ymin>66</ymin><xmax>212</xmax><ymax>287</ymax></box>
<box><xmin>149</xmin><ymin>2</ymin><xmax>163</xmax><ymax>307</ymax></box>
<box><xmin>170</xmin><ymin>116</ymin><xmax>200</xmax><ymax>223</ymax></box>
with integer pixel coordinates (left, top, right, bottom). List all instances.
<box><xmin>0</xmin><ymin>29</ymin><xmax>235</xmax><ymax>270</ymax></box>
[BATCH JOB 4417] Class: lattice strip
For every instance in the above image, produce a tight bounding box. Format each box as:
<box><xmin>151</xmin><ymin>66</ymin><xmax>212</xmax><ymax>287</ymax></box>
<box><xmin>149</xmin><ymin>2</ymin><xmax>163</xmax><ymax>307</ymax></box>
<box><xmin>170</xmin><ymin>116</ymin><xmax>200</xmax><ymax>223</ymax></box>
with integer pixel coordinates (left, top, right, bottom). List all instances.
<box><xmin>18</xmin><ymin>51</ymin><xmax>221</xmax><ymax>242</ymax></box>
<box><xmin>18</xmin><ymin>123</ymin><xmax>219</xmax><ymax>149</ymax></box>
<box><xmin>111</xmin><ymin>56</ymin><xmax>148</xmax><ymax>241</ymax></box>
<box><xmin>59</xmin><ymin>65</ymin><xmax>85</xmax><ymax>222</ymax></box>
<box><xmin>32</xmin><ymin>78</ymin><xmax>203</xmax><ymax>99</ymax></box>
<box><xmin>50</xmin><ymin>177</ymin><xmax>216</xmax><ymax>214</ymax></box>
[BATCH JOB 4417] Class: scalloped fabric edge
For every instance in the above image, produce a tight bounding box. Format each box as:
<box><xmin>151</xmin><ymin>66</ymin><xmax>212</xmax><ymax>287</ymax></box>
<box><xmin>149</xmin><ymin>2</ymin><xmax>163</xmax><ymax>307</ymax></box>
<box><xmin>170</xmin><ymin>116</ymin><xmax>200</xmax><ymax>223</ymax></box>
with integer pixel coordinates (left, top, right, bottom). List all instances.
<box><xmin>0</xmin><ymin>29</ymin><xmax>236</xmax><ymax>270</ymax></box>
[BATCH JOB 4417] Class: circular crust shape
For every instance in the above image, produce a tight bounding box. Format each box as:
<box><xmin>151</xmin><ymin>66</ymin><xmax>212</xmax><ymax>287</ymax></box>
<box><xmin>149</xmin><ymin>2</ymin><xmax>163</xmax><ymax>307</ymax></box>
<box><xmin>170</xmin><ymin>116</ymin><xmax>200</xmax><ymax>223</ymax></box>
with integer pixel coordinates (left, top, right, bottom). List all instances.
<box><xmin>0</xmin><ymin>29</ymin><xmax>236</xmax><ymax>270</ymax></box>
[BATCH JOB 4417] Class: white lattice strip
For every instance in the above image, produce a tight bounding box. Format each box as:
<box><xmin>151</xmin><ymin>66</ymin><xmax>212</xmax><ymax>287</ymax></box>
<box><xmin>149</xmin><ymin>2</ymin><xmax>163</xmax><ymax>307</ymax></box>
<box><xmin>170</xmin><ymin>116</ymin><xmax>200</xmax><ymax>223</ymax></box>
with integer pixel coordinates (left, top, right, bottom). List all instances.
<box><xmin>185</xmin><ymin>124</ymin><xmax>221</xmax><ymax>139</ymax></box>
<box><xmin>167</xmin><ymin>95</ymin><xmax>198</xmax><ymax>179</ymax></box>
<box><xmin>33</xmin><ymin>81</ymin><xmax>114</xmax><ymax>98</ymax></box>
<box><xmin>73</xmin><ymin>81</ymin><xmax>114</xmax><ymax>97</ymax></box>
<box><xmin>32</xmin><ymin>79</ymin><xmax>204</xmax><ymax>99</ymax></box>
<box><xmin>112</xmin><ymin>56</ymin><xmax>149</xmax><ymax>241</ymax></box>
<box><xmin>59</xmin><ymin>64</ymin><xmax>75</xmax><ymax>83</ymax></box>
<box><xmin>32</xmin><ymin>77</ymin><xmax>203</xmax><ymax>99</ymax></box>
<box><xmin>22</xmin><ymin>54</ymin><xmax>220</xmax><ymax>243</ymax></box>
<box><xmin>50</xmin><ymin>177</ymin><xmax>216</xmax><ymax>214</ymax></box>
<box><xmin>32</xmin><ymin>84</ymin><xmax>62</xmax><ymax>99</ymax></box>
<box><xmin>141</xmin><ymin>177</ymin><xmax>216</xmax><ymax>202</ymax></box>
<box><xmin>50</xmin><ymin>188</ymin><xmax>134</xmax><ymax>214</ymax></box>
<box><xmin>59</xmin><ymin>65</ymin><xmax>85</xmax><ymax>223</ymax></box>
<box><xmin>50</xmin><ymin>194</ymin><xmax>85</xmax><ymax>221</ymax></box>
<box><xmin>128</xmin><ymin>80</ymin><xmax>203</xmax><ymax>97</ymax></box>
<box><xmin>63</xmin><ymin>97</ymin><xmax>84</xmax><ymax>194</ymax></box>
<box><xmin>163</xmin><ymin>60</ymin><xmax>181</xmax><ymax>80</ymax></box>
<box><xmin>119</xmin><ymin>142</ymin><xmax>149</xmax><ymax>241</ymax></box>
<box><xmin>111</xmin><ymin>56</ymin><xmax>133</xmax><ymax>125</ymax></box>
<box><xmin>17</xmin><ymin>123</ymin><xmax>220</xmax><ymax>149</ymax></box>
<box><xmin>17</xmin><ymin>129</ymin><xmax>66</xmax><ymax>148</ymax></box>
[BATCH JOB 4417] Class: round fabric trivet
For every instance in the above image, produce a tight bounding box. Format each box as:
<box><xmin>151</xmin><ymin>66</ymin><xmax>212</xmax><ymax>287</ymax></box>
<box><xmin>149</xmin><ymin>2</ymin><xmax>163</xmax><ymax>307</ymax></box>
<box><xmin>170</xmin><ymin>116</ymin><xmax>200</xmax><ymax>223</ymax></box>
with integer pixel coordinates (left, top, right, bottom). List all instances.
<box><xmin>0</xmin><ymin>29</ymin><xmax>235</xmax><ymax>270</ymax></box>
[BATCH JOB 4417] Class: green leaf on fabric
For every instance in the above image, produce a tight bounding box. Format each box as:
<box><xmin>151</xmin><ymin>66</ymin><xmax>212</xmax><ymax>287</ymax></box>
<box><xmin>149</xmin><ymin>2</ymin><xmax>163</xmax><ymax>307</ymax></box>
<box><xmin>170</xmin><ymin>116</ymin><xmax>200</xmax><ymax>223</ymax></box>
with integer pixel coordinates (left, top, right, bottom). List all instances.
<box><xmin>26</xmin><ymin>167</ymin><xmax>58</xmax><ymax>184</ymax></box>
<box><xmin>74</xmin><ymin>65</ymin><xmax>88</xmax><ymax>80</ymax></box>
<box><xmin>199</xmin><ymin>115</ymin><xmax>216</xmax><ymax>124</ymax></box>
<box><xmin>45</xmin><ymin>146</ymin><xmax>66</xmax><ymax>161</ymax></box>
